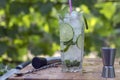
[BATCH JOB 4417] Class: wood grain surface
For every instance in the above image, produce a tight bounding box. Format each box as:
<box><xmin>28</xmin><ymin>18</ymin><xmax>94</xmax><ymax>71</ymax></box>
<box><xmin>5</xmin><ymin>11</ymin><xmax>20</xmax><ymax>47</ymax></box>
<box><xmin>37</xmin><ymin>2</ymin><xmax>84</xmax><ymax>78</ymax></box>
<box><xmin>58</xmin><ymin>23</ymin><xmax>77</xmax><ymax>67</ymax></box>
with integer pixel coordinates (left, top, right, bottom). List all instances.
<box><xmin>8</xmin><ymin>58</ymin><xmax>120</xmax><ymax>80</ymax></box>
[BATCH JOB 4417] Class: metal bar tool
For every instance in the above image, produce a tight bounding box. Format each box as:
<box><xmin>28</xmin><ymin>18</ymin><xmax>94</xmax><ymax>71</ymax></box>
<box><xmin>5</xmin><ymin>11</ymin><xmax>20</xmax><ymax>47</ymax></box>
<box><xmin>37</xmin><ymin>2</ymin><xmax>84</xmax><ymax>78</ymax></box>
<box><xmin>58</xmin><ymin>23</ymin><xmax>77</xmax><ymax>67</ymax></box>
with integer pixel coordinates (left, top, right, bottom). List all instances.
<box><xmin>101</xmin><ymin>47</ymin><xmax>116</xmax><ymax>78</ymax></box>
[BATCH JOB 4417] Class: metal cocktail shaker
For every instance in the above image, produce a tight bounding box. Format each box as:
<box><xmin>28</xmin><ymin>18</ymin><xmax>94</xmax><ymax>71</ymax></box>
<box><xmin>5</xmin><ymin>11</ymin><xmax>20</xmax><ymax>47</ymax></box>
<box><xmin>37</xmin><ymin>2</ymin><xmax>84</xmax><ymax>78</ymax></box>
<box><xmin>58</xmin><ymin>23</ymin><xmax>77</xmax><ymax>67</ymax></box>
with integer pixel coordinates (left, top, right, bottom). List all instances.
<box><xmin>101</xmin><ymin>47</ymin><xmax>116</xmax><ymax>78</ymax></box>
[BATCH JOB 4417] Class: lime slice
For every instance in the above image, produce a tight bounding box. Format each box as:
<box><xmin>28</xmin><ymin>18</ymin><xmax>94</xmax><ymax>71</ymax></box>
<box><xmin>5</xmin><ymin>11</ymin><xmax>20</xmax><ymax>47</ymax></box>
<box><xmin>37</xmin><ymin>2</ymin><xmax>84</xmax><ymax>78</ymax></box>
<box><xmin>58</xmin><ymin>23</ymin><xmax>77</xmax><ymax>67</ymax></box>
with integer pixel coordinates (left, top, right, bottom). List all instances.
<box><xmin>76</xmin><ymin>34</ymin><xmax>83</xmax><ymax>49</ymax></box>
<box><xmin>60</xmin><ymin>23</ymin><xmax>74</xmax><ymax>42</ymax></box>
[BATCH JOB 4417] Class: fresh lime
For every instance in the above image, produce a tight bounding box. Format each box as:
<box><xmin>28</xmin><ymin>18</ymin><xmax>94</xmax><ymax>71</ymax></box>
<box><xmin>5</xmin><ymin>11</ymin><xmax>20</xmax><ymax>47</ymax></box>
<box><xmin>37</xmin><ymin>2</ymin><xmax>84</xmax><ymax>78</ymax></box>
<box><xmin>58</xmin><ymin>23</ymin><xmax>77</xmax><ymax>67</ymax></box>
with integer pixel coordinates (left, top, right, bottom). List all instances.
<box><xmin>60</xmin><ymin>23</ymin><xmax>74</xmax><ymax>42</ymax></box>
<box><xmin>76</xmin><ymin>34</ymin><xmax>83</xmax><ymax>49</ymax></box>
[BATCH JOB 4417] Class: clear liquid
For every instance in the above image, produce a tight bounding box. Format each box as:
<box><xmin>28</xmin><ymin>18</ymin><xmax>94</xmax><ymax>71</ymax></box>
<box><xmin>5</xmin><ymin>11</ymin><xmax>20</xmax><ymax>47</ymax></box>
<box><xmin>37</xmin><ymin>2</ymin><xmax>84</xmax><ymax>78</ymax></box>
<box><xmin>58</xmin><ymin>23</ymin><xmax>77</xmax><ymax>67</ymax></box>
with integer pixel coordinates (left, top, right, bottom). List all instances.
<box><xmin>60</xmin><ymin>12</ymin><xmax>84</xmax><ymax>72</ymax></box>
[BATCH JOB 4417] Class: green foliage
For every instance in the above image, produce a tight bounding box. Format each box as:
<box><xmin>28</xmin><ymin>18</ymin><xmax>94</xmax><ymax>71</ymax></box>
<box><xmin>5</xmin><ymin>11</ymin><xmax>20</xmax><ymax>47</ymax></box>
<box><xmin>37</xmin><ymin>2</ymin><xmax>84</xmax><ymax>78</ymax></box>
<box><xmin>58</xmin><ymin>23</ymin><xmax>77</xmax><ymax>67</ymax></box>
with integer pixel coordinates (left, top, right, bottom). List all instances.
<box><xmin>0</xmin><ymin>41</ymin><xmax>8</xmax><ymax>55</ymax></box>
<box><xmin>0</xmin><ymin>0</ymin><xmax>120</xmax><ymax>63</ymax></box>
<box><xmin>10</xmin><ymin>2</ymin><xmax>29</xmax><ymax>15</ymax></box>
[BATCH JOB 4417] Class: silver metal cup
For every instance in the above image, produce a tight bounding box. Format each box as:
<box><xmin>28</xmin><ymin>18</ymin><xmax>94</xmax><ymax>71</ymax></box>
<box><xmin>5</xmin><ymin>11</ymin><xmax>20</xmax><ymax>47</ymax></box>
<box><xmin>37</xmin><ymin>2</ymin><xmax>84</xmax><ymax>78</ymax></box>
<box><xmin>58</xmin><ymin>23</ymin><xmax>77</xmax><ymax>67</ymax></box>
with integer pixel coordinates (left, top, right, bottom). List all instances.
<box><xmin>101</xmin><ymin>47</ymin><xmax>116</xmax><ymax>78</ymax></box>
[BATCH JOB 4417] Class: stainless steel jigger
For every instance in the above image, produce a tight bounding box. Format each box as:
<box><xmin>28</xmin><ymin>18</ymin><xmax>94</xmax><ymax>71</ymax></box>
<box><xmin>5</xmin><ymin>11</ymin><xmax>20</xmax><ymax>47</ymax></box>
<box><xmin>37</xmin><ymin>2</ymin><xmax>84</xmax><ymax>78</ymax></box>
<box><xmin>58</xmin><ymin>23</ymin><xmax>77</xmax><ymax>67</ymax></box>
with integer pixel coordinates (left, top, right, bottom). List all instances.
<box><xmin>101</xmin><ymin>47</ymin><xmax>116</xmax><ymax>78</ymax></box>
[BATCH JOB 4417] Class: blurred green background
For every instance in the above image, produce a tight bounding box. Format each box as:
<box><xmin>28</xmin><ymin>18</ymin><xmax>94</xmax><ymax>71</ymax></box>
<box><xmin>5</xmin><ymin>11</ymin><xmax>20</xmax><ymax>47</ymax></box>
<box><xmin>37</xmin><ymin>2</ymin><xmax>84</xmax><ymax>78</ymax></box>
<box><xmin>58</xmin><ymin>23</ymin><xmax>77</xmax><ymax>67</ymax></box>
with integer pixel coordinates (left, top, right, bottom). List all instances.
<box><xmin>0</xmin><ymin>0</ymin><xmax>120</xmax><ymax>66</ymax></box>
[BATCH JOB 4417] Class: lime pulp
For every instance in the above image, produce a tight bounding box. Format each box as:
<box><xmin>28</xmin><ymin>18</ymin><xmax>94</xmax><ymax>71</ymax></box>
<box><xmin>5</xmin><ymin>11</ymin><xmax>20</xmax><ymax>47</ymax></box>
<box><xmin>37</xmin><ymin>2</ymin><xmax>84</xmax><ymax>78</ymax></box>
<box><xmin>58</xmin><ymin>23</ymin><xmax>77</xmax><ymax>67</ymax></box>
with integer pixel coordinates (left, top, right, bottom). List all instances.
<box><xmin>76</xmin><ymin>34</ymin><xmax>83</xmax><ymax>49</ymax></box>
<box><xmin>60</xmin><ymin>23</ymin><xmax>74</xmax><ymax>42</ymax></box>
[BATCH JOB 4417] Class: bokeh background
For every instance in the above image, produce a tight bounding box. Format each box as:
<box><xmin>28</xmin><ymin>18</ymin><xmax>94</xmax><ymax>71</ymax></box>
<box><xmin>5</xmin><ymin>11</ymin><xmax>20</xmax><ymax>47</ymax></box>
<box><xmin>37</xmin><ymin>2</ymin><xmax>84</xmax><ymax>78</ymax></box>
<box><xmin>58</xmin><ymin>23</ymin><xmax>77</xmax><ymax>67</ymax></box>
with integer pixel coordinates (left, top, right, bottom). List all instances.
<box><xmin>0</xmin><ymin>0</ymin><xmax>120</xmax><ymax>68</ymax></box>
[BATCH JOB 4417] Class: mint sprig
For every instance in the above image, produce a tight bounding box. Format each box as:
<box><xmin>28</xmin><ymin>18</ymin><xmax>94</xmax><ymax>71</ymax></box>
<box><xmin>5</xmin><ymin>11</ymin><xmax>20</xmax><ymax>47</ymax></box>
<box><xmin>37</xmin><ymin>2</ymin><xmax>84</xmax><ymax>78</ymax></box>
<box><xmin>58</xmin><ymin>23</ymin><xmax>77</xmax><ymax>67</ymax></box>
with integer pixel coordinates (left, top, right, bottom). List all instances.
<box><xmin>83</xmin><ymin>15</ymin><xmax>88</xmax><ymax>29</ymax></box>
<box><xmin>59</xmin><ymin>6</ymin><xmax>69</xmax><ymax>20</ymax></box>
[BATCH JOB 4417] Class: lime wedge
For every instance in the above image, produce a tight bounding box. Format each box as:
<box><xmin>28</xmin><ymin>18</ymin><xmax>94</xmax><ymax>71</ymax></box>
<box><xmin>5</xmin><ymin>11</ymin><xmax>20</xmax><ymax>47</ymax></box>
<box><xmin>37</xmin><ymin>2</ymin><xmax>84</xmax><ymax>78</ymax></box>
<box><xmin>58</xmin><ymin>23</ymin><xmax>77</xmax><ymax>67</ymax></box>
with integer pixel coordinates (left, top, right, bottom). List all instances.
<box><xmin>60</xmin><ymin>23</ymin><xmax>74</xmax><ymax>42</ymax></box>
<box><xmin>76</xmin><ymin>34</ymin><xmax>83</xmax><ymax>49</ymax></box>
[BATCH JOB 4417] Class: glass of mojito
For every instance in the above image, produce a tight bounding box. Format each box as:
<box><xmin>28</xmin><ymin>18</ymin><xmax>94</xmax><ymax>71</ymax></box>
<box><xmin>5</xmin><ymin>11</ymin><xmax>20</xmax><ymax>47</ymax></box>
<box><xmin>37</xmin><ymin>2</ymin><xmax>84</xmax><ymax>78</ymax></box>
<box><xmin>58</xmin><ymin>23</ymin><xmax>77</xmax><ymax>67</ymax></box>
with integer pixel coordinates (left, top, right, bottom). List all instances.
<box><xmin>59</xmin><ymin>8</ymin><xmax>86</xmax><ymax>72</ymax></box>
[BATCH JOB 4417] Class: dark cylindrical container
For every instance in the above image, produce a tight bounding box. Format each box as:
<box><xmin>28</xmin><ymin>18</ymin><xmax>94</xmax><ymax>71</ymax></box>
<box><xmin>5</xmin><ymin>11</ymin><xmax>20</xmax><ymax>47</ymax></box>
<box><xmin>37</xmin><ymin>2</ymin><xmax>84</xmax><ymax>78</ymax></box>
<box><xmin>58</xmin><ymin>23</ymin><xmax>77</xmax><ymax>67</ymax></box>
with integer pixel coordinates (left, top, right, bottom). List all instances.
<box><xmin>101</xmin><ymin>47</ymin><xmax>116</xmax><ymax>66</ymax></box>
<box><xmin>101</xmin><ymin>47</ymin><xmax>116</xmax><ymax>78</ymax></box>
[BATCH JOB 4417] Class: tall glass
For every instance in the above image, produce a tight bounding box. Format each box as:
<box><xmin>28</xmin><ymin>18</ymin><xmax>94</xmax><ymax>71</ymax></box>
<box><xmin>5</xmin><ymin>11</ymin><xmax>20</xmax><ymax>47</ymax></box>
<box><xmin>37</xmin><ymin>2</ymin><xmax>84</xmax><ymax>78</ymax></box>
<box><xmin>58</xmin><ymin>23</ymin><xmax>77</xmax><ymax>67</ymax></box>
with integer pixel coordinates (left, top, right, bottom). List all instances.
<box><xmin>59</xmin><ymin>11</ymin><xmax>85</xmax><ymax>72</ymax></box>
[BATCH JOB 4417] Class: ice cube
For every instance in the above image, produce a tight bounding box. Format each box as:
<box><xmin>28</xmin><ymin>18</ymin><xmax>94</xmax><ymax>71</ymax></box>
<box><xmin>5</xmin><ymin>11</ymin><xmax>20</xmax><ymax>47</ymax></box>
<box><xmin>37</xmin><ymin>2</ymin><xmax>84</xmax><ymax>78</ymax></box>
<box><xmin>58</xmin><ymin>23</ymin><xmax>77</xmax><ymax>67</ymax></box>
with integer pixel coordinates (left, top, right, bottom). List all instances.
<box><xmin>65</xmin><ymin>13</ymin><xmax>70</xmax><ymax>18</ymax></box>
<box><xmin>71</xmin><ymin>11</ymin><xmax>78</xmax><ymax>19</ymax></box>
<box><xmin>64</xmin><ymin>18</ymin><xmax>70</xmax><ymax>23</ymax></box>
<box><xmin>64</xmin><ymin>13</ymin><xmax>70</xmax><ymax>23</ymax></box>
<box><xmin>64</xmin><ymin>45</ymin><xmax>82</xmax><ymax>61</ymax></box>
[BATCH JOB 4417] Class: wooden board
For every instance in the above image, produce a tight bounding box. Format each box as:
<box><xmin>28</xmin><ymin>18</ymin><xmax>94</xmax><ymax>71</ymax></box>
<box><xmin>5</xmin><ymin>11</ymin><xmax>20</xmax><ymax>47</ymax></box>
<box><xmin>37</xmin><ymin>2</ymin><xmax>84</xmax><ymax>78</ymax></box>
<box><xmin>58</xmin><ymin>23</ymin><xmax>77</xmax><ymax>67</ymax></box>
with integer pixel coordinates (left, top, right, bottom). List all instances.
<box><xmin>8</xmin><ymin>58</ymin><xmax>120</xmax><ymax>80</ymax></box>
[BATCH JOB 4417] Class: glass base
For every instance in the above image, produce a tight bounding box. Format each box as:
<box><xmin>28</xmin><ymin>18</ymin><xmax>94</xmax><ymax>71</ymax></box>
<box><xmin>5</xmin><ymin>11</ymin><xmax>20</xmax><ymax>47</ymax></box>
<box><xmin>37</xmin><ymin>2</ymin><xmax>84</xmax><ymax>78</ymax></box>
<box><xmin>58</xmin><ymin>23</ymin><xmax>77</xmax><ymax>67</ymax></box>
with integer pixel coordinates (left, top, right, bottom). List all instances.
<box><xmin>62</xmin><ymin>64</ymin><xmax>82</xmax><ymax>72</ymax></box>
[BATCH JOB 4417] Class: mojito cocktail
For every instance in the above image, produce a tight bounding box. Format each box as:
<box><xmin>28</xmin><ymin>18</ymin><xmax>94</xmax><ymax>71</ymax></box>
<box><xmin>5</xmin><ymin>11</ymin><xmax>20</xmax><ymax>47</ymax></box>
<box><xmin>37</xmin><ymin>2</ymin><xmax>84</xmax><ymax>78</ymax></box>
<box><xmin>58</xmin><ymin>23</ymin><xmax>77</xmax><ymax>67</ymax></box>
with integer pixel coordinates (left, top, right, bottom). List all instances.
<box><xmin>59</xmin><ymin>9</ymin><xmax>85</xmax><ymax>72</ymax></box>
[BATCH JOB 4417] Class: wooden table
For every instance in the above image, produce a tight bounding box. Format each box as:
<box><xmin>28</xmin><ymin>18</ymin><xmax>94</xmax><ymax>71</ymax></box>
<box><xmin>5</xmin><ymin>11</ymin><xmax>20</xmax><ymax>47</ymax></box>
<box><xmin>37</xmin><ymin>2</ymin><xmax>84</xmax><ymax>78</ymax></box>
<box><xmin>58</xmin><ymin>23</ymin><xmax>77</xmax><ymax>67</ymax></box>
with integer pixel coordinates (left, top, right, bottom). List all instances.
<box><xmin>8</xmin><ymin>58</ymin><xmax>120</xmax><ymax>80</ymax></box>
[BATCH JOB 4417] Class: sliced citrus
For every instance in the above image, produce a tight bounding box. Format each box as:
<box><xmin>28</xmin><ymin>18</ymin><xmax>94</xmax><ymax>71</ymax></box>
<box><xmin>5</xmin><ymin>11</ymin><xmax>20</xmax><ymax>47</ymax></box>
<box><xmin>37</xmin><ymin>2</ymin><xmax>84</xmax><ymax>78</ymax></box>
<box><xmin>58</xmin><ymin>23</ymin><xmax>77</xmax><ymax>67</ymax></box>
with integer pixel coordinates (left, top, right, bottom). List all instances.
<box><xmin>60</xmin><ymin>23</ymin><xmax>74</xmax><ymax>42</ymax></box>
<box><xmin>76</xmin><ymin>34</ymin><xmax>83</xmax><ymax>49</ymax></box>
